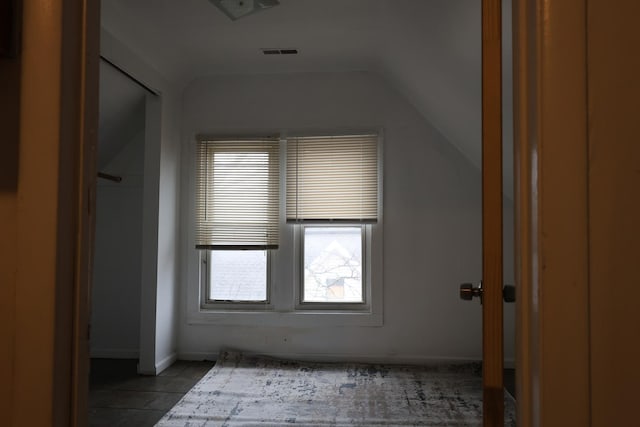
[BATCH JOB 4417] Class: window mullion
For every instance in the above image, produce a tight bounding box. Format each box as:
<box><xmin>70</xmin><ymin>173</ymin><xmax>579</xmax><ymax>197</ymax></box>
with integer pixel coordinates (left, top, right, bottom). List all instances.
<box><xmin>272</xmin><ymin>135</ymin><xmax>293</xmax><ymax>312</ymax></box>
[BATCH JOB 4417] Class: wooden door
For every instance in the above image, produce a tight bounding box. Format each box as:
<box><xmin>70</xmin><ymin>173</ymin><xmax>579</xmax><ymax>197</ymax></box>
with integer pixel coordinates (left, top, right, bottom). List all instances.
<box><xmin>482</xmin><ymin>0</ymin><xmax>504</xmax><ymax>425</ymax></box>
<box><xmin>460</xmin><ymin>1</ymin><xmax>504</xmax><ymax>424</ymax></box>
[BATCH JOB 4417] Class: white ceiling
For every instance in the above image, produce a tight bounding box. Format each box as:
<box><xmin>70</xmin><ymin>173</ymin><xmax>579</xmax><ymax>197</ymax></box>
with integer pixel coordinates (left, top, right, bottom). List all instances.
<box><xmin>101</xmin><ymin>0</ymin><xmax>385</xmax><ymax>79</ymax></box>
<box><xmin>100</xmin><ymin>0</ymin><xmax>513</xmax><ymax>195</ymax></box>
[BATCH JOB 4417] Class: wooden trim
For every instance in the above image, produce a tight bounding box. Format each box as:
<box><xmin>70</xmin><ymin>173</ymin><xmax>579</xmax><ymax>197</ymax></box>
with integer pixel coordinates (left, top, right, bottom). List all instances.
<box><xmin>536</xmin><ymin>0</ymin><xmax>591</xmax><ymax>418</ymax></box>
<box><xmin>481</xmin><ymin>0</ymin><xmax>503</xmax><ymax>425</ymax></box>
<box><xmin>69</xmin><ymin>0</ymin><xmax>100</xmax><ymax>425</ymax></box>
<box><xmin>53</xmin><ymin>0</ymin><xmax>100</xmax><ymax>425</ymax></box>
<box><xmin>11</xmin><ymin>2</ymin><xmax>97</xmax><ymax>424</ymax></box>
<box><xmin>513</xmin><ymin>0</ymin><xmax>538</xmax><ymax>425</ymax></box>
<box><xmin>15</xmin><ymin>1</ymin><xmax>65</xmax><ymax>424</ymax></box>
<box><xmin>587</xmin><ymin>1</ymin><xmax>640</xmax><ymax>424</ymax></box>
<box><xmin>514</xmin><ymin>0</ymin><xmax>591</xmax><ymax>425</ymax></box>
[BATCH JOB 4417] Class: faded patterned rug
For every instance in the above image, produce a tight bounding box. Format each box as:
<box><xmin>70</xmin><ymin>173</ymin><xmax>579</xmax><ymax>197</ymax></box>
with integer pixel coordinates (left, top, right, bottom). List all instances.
<box><xmin>156</xmin><ymin>350</ymin><xmax>516</xmax><ymax>426</ymax></box>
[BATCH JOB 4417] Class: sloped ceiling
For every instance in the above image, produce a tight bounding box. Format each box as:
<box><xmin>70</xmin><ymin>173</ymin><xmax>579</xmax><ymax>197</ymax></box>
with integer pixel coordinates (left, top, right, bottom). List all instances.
<box><xmin>98</xmin><ymin>60</ymin><xmax>146</xmax><ymax>169</ymax></box>
<box><xmin>101</xmin><ymin>0</ymin><xmax>513</xmax><ymax>196</ymax></box>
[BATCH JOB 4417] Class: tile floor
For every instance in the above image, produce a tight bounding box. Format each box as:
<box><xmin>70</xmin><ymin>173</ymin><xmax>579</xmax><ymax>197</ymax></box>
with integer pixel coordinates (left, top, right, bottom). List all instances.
<box><xmin>89</xmin><ymin>358</ymin><xmax>214</xmax><ymax>427</ymax></box>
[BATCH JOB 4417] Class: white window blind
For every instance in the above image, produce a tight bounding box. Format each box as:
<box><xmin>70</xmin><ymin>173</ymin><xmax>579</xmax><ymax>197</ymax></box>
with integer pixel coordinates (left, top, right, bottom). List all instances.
<box><xmin>286</xmin><ymin>134</ymin><xmax>378</xmax><ymax>223</ymax></box>
<box><xmin>195</xmin><ymin>137</ymin><xmax>280</xmax><ymax>249</ymax></box>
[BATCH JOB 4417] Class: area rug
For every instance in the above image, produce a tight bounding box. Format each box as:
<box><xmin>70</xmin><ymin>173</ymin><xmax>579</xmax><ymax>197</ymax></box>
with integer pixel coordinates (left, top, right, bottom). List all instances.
<box><xmin>156</xmin><ymin>350</ymin><xmax>516</xmax><ymax>426</ymax></box>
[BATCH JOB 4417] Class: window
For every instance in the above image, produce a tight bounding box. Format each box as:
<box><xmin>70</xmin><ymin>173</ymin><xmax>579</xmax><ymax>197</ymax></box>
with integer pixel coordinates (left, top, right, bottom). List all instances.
<box><xmin>287</xmin><ymin>134</ymin><xmax>378</xmax><ymax>309</ymax></box>
<box><xmin>190</xmin><ymin>132</ymin><xmax>382</xmax><ymax>323</ymax></box>
<box><xmin>195</xmin><ymin>137</ymin><xmax>279</xmax><ymax>308</ymax></box>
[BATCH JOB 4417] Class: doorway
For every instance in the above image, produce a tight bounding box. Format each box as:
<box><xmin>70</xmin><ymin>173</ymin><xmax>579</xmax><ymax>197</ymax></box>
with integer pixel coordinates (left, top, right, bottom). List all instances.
<box><xmin>92</xmin><ymin>2</ymin><xmax>513</xmax><ymax>424</ymax></box>
<box><xmin>90</xmin><ymin>59</ymin><xmax>147</xmax><ymax>362</ymax></box>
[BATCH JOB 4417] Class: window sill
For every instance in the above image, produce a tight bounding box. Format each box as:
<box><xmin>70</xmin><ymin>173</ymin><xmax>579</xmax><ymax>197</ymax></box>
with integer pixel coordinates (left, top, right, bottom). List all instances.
<box><xmin>186</xmin><ymin>309</ymin><xmax>383</xmax><ymax>327</ymax></box>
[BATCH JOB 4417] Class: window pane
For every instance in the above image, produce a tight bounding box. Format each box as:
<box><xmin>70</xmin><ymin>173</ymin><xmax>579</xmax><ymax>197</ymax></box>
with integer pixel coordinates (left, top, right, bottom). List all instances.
<box><xmin>209</xmin><ymin>250</ymin><xmax>267</xmax><ymax>301</ymax></box>
<box><xmin>303</xmin><ymin>227</ymin><xmax>363</xmax><ymax>303</ymax></box>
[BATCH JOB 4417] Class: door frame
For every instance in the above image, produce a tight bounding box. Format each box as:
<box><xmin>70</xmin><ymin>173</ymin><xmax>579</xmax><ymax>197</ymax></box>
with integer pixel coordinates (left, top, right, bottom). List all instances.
<box><xmin>11</xmin><ymin>0</ymin><xmax>99</xmax><ymax>425</ymax></box>
<box><xmin>513</xmin><ymin>0</ymin><xmax>591</xmax><ymax>425</ymax></box>
<box><xmin>67</xmin><ymin>1</ymin><xmax>100</xmax><ymax>425</ymax></box>
<box><xmin>17</xmin><ymin>0</ymin><xmax>593</xmax><ymax>425</ymax></box>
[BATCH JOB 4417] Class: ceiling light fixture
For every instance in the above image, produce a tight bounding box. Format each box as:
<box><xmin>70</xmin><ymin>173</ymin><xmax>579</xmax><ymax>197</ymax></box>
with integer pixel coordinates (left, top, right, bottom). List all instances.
<box><xmin>210</xmin><ymin>0</ymin><xmax>280</xmax><ymax>21</ymax></box>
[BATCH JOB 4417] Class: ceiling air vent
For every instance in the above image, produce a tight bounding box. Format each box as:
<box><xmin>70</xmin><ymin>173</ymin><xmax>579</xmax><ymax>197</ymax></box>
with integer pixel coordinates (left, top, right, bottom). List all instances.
<box><xmin>261</xmin><ymin>48</ymin><xmax>298</xmax><ymax>55</ymax></box>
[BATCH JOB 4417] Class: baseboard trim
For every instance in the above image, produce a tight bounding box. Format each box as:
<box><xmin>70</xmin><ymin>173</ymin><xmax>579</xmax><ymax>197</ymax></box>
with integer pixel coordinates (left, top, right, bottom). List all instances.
<box><xmin>178</xmin><ymin>352</ymin><xmax>218</xmax><ymax>362</ymax></box>
<box><xmin>90</xmin><ymin>348</ymin><xmax>139</xmax><ymax>359</ymax></box>
<box><xmin>155</xmin><ymin>352</ymin><xmax>178</xmax><ymax>374</ymax></box>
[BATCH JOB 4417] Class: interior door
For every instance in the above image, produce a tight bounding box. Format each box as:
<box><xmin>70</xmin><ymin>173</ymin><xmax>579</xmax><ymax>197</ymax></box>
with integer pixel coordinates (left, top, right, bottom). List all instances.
<box><xmin>481</xmin><ymin>0</ymin><xmax>504</xmax><ymax>424</ymax></box>
<box><xmin>460</xmin><ymin>0</ymin><xmax>504</xmax><ymax>426</ymax></box>
<box><xmin>482</xmin><ymin>0</ymin><xmax>504</xmax><ymax>424</ymax></box>
<box><xmin>460</xmin><ymin>0</ymin><xmax>506</xmax><ymax>425</ymax></box>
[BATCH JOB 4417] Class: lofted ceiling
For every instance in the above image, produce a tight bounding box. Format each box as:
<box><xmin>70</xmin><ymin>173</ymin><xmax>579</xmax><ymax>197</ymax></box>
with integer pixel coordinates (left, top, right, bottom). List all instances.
<box><xmin>100</xmin><ymin>0</ymin><xmax>513</xmax><ymax>196</ymax></box>
<box><xmin>98</xmin><ymin>60</ymin><xmax>147</xmax><ymax>169</ymax></box>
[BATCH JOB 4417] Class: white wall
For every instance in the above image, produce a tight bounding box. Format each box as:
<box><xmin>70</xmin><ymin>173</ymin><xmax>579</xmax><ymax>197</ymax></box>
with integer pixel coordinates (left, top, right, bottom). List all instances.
<box><xmin>91</xmin><ymin>131</ymin><xmax>144</xmax><ymax>358</ymax></box>
<box><xmin>178</xmin><ymin>71</ymin><xmax>516</xmax><ymax>364</ymax></box>
<box><xmin>378</xmin><ymin>0</ymin><xmax>515</xmax><ymax>199</ymax></box>
<box><xmin>153</xmin><ymin>88</ymin><xmax>183</xmax><ymax>372</ymax></box>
